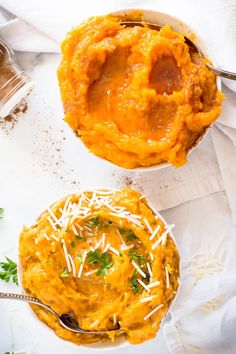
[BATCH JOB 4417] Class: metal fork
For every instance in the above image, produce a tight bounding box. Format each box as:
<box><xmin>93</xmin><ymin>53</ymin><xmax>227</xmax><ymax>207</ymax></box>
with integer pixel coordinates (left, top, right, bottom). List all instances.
<box><xmin>0</xmin><ymin>292</ymin><xmax>123</xmax><ymax>334</ymax></box>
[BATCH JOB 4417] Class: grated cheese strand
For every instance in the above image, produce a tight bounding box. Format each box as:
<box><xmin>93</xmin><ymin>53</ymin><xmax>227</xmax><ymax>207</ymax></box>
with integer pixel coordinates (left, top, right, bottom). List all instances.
<box><xmin>150</xmin><ymin>225</ymin><xmax>160</xmax><ymax>241</ymax></box>
<box><xmin>147</xmin><ymin>280</ymin><xmax>160</xmax><ymax>289</ymax></box>
<box><xmin>84</xmin><ymin>268</ymin><xmax>98</xmax><ymax>276</ymax></box>
<box><xmin>78</xmin><ymin>250</ymin><xmax>87</xmax><ymax>278</ymax></box>
<box><xmin>137</xmin><ymin>278</ymin><xmax>151</xmax><ymax>293</ymax></box>
<box><xmin>144</xmin><ymin>218</ymin><xmax>153</xmax><ymax>234</ymax></box>
<box><xmin>152</xmin><ymin>224</ymin><xmax>175</xmax><ymax>250</ymax></box>
<box><xmin>47</xmin><ymin>216</ymin><xmax>57</xmax><ymax>231</ymax></box>
<box><xmin>109</xmin><ymin>246</ymin><xmax>120</xmax><ymax>256</ymax></box>
<box><xmin>131</xmin><ymin>260</ymin><xmax>146</xmax><ymax>278</ymax></box>
<box><xmin>147</xmin><ymin>262</ymin><xmax>153</xmax><ymax>278</ymax></box>
<box><xmin>139</xmin><ymin>295</ymin><xmax>157</xmax><ymax>303</ymax></box>
<box><xmin>61</xmin><ymin>239</ymin><xmax>72</xmax><ymax>272</ymax></box>
<box><xmin>144</xmin><ymin>304</ymin><xmax>164</xmax><ymax>321</ymax></box>
<box><xmin>68</xmin><ymin>254</ymin><xmax>76</xmax><ymax>277</ymax></box>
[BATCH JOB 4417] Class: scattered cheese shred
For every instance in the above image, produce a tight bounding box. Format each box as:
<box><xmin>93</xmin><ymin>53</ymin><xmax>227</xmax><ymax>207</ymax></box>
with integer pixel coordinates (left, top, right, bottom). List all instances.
<box><xmin>144</xmin><ymin>218</ymin><xmax>153</xmax><ymax>234</ymax></box>
<box><xmin>51</xmin><ymin>234</ymin><xmax>59</xmax><ymax>242</ymax></box>
<box><xmin>147</xmin><ymin>280</ymin><xmax>160</xmax><ymax>289</ymax></box>
<box><xmin>109</xmin><ymin>246</ymin><xmax>120</xmax><ymax>256</ymax></box>
<box><xmin>139</xmin><ymin>295</ymin><xmax>157</xmax><ymax>303</ymax></box>
<box><xmin>147</xmin><ymin>262</ymin><xmax>153</xmax><ymax>278</ymax></box>
<box><xmin>68</xmin><ymin>254</ymin><xmax>76</xmax><ymax>277</ymax></box>
<box><xmin>152</xmin><ymin>224</ymin><xmax>175</xmax><ymax>250</ymax></box>
<box><xmin>131</xmin><ymin>260</ymin><xmax>146</xmax><ymax>278</ymax></box>
<box><xmin>44</xmin><ymin>233</ymin><xmax>50</xmax><ymax>241</ymax></box>
<box><xmin>137</xmin><ymin>278</ymin><xmax>151</xmax><ymax>293</ymax></box>
<box><xmin>150</xmin><ymin>225</ymin><xmax>160</xmax><ymax>241</ymax></box>
<box><xmin>47</xmin><ymin>216</ymin><xmax>57</xmax><ymax>231</ymax></box>
<box><xmin>61</xmin><ymin>239</ymin><xmax>72</xmax><ymax>272</ymax></box>
<box><xmin>144</xmin><ymin>304</ymin><xmax>164</xmax><ymax>321</ymax></box>
<box><xmin>78</xmin><ymin>250</ymin><xmax>87</xmax><ymax>278</ymax></box>
<box><xmin>84</xmin><ymin>268</ymin><xmax>98</xmax><ymax>276</ymax></box>
<box><xmin>72</xmin><ymin>224</ymin><xmax>79</xmax><ymax>236</ymax></box>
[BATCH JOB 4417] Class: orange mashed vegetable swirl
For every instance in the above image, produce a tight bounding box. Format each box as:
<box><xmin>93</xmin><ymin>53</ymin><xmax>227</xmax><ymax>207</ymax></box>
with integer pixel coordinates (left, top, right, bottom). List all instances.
<box><xmin>19</xmin><ymin>189</ymin><xmax>179</xmax><ymax>345</ymax></box>
<box><xmin>58</xmin><ymin>16</ymin><xmax>223</xmax><ymax>169</ymax></box>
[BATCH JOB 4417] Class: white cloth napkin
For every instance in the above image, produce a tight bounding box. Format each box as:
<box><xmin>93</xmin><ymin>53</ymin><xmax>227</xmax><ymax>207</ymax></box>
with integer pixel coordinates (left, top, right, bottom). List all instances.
<box><xmin>1</xmin><ymin>1</ymin><xmax>236</xmax><ymax>354</ymax></box>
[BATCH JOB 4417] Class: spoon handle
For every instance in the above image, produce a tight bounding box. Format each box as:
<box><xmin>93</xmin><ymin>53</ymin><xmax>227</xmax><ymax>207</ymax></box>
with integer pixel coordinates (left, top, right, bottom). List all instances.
<box><xmin>207</xmin><ymin>64</ymin><xmax>236</xmax><ymax>80</ymax></box>
<box><xmin>0</xmin><ymin>291</ymin><xmax>44</xmax><ymax>306</ymax></box>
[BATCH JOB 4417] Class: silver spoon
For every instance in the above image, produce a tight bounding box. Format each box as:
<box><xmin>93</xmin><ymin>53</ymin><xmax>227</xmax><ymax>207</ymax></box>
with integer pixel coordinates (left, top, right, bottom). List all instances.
<box><xmin>121</xmin><ymin>21</ymin><xmax>236</xmax><ymax>81</ymax></box>
<box><xmin>0</xmin><ymin>292</ymin><xmax>123</xmax><ymax>334</ymax></box>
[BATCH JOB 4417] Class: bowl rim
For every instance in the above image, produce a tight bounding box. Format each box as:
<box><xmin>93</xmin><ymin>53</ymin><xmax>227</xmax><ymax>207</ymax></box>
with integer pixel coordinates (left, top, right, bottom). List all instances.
<box><xmin>79</xmin><ymin>8</ymin><xmax>222</xmax><ymax>173</ymax></box>
<box><xmin>18</xmin><ymin>187</ymin><xmax>181</xmax><ymax>351</ymax></box>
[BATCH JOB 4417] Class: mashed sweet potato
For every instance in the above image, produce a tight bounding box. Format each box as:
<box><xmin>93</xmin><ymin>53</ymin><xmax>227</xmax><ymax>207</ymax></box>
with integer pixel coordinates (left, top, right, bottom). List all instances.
<box><xmin>19</xmin><ymin>189</ymin><xmax>179</xmax><ymax>345</ymax></box>
<box><xmin>58</xmin><ymin>15</ymin><xmax>223</xmax><ymax>169</ymax></box>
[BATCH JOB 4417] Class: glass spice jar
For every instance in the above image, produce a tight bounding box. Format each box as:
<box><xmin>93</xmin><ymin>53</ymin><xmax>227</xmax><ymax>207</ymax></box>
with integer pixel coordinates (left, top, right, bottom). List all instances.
<box><xmin>0</xmin><ymin>38</ymin><xmax>33</xmax><ymax>119</ymax></box>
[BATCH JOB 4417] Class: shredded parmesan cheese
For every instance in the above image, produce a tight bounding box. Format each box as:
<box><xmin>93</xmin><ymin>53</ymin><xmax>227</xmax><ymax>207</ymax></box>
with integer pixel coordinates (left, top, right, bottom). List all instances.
<box><xmin>144</xmin><ymin>304</ymin><xmax>164</xmax><ymax>321</ymax></box>
<box><xmin>68</xmin><ymin>254</ymin><xmax>76</xmax><ymax>277</ymax></box>
<box><xmin>109</xmin><ymin>246</ymin><xmax>120</xmax><ymax>256</ymax></box>
<box><xmin>84</xmin><ymin>268</ymin><xmax>98</xmax><ymax>276</ymax></box>
<box><xmin>139</xmin><ymin>295</ymin><xmax>157</xmax><ymax>303</ymax></box>
<box><xmin>61</xmin><ymin>239</ymin><xmax>72</xmax><ymax>272</ymax></box>
<box><xmin>144</xmin><ymin>218</ymin><xmax>153</xmax><ymax>234</ymax></box>
<box><xmin>150</xmin><ymin>225</ymin><xmax>160</xmax><ymax>241</ymax></box>
<box><xmin>147</xmin><ymin>262</ymin><xmax>153</xmax><ymax>278</ymax></box>
<box><xmin>137</xmin><ymin>279</ymin><xmax>151</xmax><ymax>293</ymax></box>
<box><xmin>131</xmin><ymin>260</ymin><xmax>146</xmax><ymax>278</ymax></box>
<box><xmin>47</xmin><ymin>216</ymin><xmax>57</xmax><ymax>231</ymax></box>
<box><xmin>78</xmin><ymin>250</ymin><xmax>87</xmax><ymax>278</ymax></box>
<box><xmin>147</xmin><ymin>280</ymin><xmax>160</xmax><ymax>289</ymax></box>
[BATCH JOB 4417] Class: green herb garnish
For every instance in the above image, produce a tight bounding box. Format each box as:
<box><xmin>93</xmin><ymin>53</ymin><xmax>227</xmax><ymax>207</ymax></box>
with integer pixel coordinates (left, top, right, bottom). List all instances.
<box><xmin>76</xmin><ymin>235</ymin><xmax>84</xmax><ymax>240</ymax></box>
<box><xmin>87</xmin><ymin>215</ymin><xmax>100</xmax><ymax>226</ymax></box>
<box><xmin>129</xmin><ymin>250</ymin><xmax>146</xmax><ymax>268</ymax></box>
<box><xmin>130</xmin><ymin>269</ymin><xmax>140</xmax><ymax>294</ymax></box>
<box><xmin>77</xmin><ymin>255</ymin><xmax>83</xmax><ymax>263</ymax></box>
<box><xmin>0</xmin><ymin>257</ymin><xmax>18</xmax><ymax>285</ymax></box>
<box><xmin>60</xmin><ymin>268</ymin><xmax>69</xmax><ymax>278</ymax></box>
<box><xmin>70</xmin><ymin>241</ymin><xmax>75</xmax><ymax>248</ymax></box>
<box><xmin>87</xmin><ymin>250</ymin><xmax>113</xmax><ymax>276</ymax></box>
<box><xmin>119</xmin><ymin>228</ymin><xmax>127</xmax><ymax>235</ymax></box>
<box><xmin>127</xmin><ymin>231</ymin><xmax>137</xmax><ymax>241</ymax></box>
<box><xmin>0</xmin><ymin>208</ymin><xmax>4</xmax><ymax>218</ymax></box>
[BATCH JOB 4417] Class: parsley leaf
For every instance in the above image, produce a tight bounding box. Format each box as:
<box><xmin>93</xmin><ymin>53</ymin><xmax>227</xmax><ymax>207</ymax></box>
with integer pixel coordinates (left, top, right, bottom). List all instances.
<box><xmin>0</xmin><ymin>257</ymin><xmax>18</xmax><ymax>285</ymax></box>
<box><xmin>60</xmin><ymin>268</ymin><xmax>69</xmax><ymax>278</ymax></box>
<box><xmin>130</xmin><ymin>269</ymin><xmax>140</xmax><ymax>294</ymax></box>
<box><xmin>70</xmin><ymin>241</ymin><xmax>75</xmax><ymax>248</ymax></box>
<box><xmin>129</xmin><ymin>250</ymin><xmax>146</xmax><ymax>268</ymax></box>
<box><xmin>0</xmin><ymin>208</ymin><xmax>4</xmax><ymax>218</ymax></box>
<box><xmin>87</xmin><ymin>250</ymin><xmax>113</xmax><ymax>276</ymax></box>
<box><xmin>77</xmin><ymin>255</ymin><xmax>83</xmax><ymax>263</ymax></box>
<box><xmin>127</xmin><ymin>231</ymin><xmax>137</xmax><ymax>241</ymax></box>
<box><xmin>87</xmin><ymin>215</ymin><xmax>100</xmax><ymax>226</ymax></box>
<box><xmin>76</xmin><ymin>235</ymin><xmax>84</xmax><ymax>240</ymax></box>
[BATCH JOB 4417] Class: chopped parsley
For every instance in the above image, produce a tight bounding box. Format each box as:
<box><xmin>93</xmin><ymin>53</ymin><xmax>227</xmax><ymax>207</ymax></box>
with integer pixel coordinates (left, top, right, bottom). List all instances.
<box><xmin>130</xmin><ymin>269</ymin><xmax>140</xmax><ymax>294</ymax></box>
<box><xmin>127</xmin><ymin>231</ymin><xmax>137</xmax><ymax>241</ymax></box>
<box><xmin>87</xmin><ymin>250</ymin><xmax>113</xmax><ymax>276</ymax></box>
<box><xmin>60</xmin><ymin>268</ymin><xmax>69</xmax><ymax>278</ymax></box>
<box><xmin>76</xmin><ymin>235</ymin><xmax>84</xmax><ymax>240</ymax></box>
<box><xmin>119</xmin><ymin>228</ymin><xmax>137</xmax><ymax>241</ymax></box>
<box><xmin>70</xmin><ymin>241</ymin><xmax>75</xmax><ymax>248</ymax></box>
<box><xmin>0</xmin><ymin>208</ymin><xmax>4</xmax><ymax>218</ymax></box>
<box><xmin>0</xmin><ymin>257</ymin><xmax>18</xmax><ymax>285</ymax></box>
<box><xmin>77</xmin><ymin>255</ymin><xmax>83</xmax><ymax>263</ymax></box>
<box><xmin>87</xmin><ymin>215</ymin><xmax>100</xmax><ymax>226</ymax></box>
<box><xmin>129</xmin><ymin>250</ymin><xmax>146</xmax><ymax>268</ymax></box>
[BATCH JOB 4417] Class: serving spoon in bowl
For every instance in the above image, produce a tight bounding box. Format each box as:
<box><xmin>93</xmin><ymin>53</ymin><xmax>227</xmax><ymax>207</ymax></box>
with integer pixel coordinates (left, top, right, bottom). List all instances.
<box><xmin>0</xmin><ymin>292</ymin><xmax>123</xmax><ymax>334</ymax></box>
<box><xmin>121</xmin><ymin>21</ymin><xmax>236</xmax><ymax>81</ymax></box>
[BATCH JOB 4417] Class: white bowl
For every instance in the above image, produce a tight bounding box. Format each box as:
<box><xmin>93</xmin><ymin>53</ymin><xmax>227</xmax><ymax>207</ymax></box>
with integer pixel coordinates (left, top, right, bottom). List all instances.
<box><xmin>18</xmin><ymin>188</ymin><xmax>180</xmax><ymax>350</ymax></box>
<box><xmin>86</xmin><ymin>8</ymin><xmax>221</xmax><ymax>172</ymax></box>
